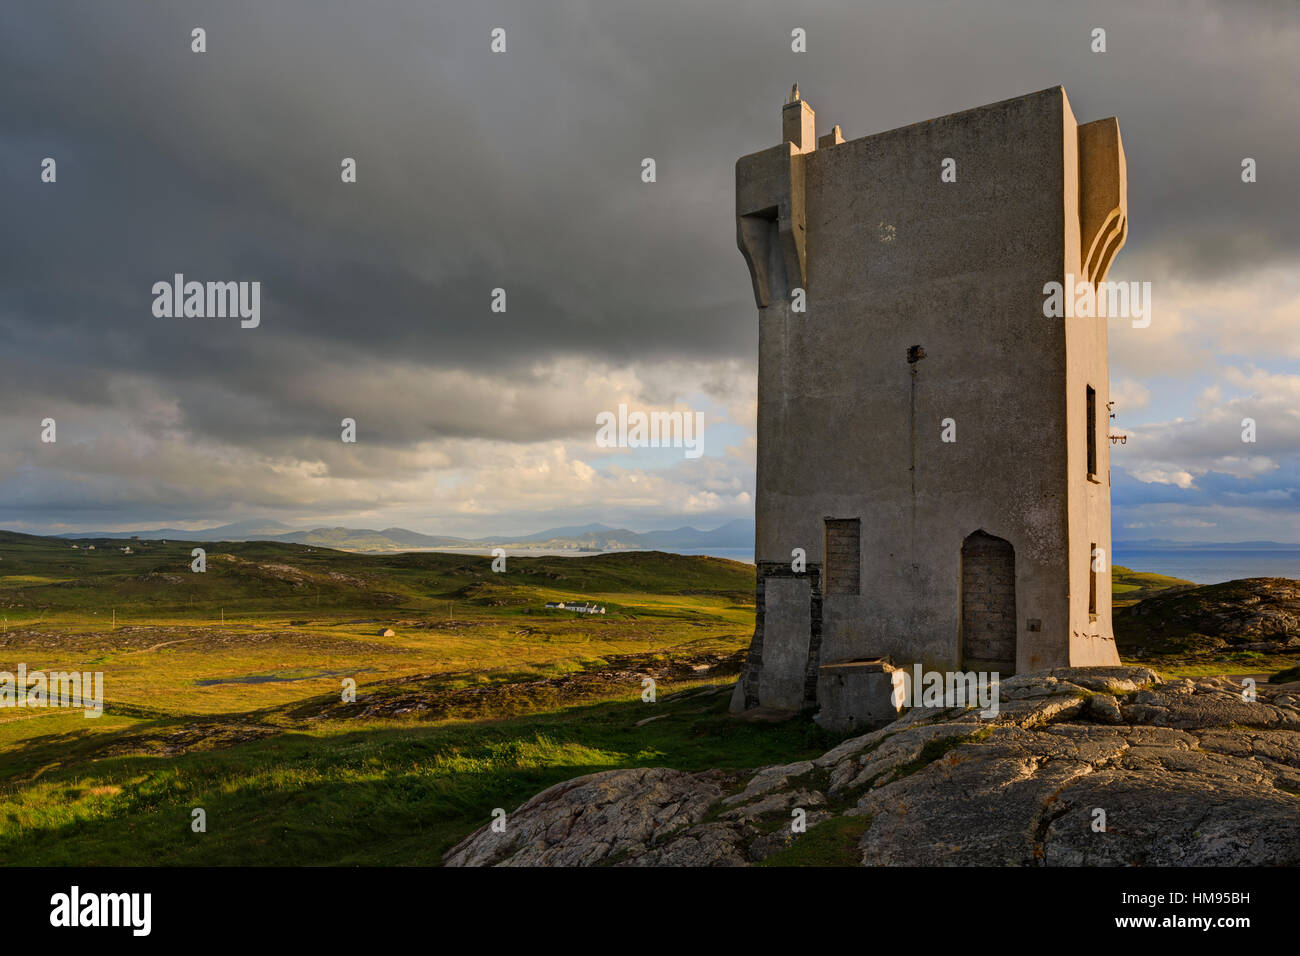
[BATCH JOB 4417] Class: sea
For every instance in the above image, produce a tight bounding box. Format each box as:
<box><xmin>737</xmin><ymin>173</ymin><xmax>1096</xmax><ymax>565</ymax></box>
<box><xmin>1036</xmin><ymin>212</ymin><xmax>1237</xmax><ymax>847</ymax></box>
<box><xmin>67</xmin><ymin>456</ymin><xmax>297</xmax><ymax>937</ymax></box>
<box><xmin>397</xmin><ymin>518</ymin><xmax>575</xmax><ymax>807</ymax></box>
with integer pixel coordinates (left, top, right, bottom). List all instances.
<box><xmin>1110</xmin><ymin>548</ymin><xmax>1300</xmax><ymax>586</ymax></box>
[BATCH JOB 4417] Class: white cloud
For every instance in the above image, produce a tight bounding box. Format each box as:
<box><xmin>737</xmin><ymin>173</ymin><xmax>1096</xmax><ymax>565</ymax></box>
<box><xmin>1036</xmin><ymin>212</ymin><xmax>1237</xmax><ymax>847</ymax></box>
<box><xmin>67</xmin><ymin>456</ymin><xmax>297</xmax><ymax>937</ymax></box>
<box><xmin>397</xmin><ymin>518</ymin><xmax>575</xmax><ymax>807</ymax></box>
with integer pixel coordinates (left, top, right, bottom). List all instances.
<box><xmin>1109</xmin><ymin>262</ymin><xmax>1300</xmax><ymax>379</ymax></box>
<box><xmin>1117</xmin><ymin>364</ymin><xmax>1300</xmax><ymax>492</ymax></box>
<box><xmin>0</xmin><ymin>355</ymin><xmax>760</xmax><ymax>533</ymax></box>
<box><xmin>1131</xmin><ymin>467</ymin><xmax>1197</xmax><ymax>489</ymax></box>
<box><xmin>1110</xmin><ymin>378</ymin><xmax>1151</xmax><ymax>412</ymax></box>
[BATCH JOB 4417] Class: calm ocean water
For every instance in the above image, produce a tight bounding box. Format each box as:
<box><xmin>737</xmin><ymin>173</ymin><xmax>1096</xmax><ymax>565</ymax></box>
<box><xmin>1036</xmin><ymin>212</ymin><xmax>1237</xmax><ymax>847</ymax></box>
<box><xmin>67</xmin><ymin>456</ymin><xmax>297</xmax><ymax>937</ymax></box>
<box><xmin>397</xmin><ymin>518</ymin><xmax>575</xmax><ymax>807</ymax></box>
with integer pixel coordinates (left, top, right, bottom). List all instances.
<box><xmin>1109</xmin><ymin>548</ymin><xmax>1300</xmax><ymax>585</ymax></box>
<box><xmin>676</xmin><ymin>547</ymin><xmax>1300</xmax><ymax>585</ymax></box>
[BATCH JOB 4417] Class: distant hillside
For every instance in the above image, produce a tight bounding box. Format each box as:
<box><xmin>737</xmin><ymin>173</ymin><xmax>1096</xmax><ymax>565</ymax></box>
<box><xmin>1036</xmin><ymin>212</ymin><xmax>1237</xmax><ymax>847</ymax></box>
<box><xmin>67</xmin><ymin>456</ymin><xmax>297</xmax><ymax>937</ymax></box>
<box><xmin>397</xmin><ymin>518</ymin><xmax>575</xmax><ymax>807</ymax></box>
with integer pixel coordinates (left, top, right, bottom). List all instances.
<box><xmin>1111</xmin><ymin>565</ymin><xmax>1195</xmax><ymax>606</ymax></box>
<box><xmin>639</xmin><ymin>520</ymin><xmax>752</xmax><ymax>549</ymax></box>
<box><xmin>43</xmin><ymin>518</ymin><xmax>755</xmax><ymax>553</ymax></box>
<box><xmin>506</xmin><ymin>522</ymin><xmax>618</xmax><ymax>543</ymax></box>
<box><xmin>58</xmin><ymin>519</ymin><xmax>299</xmax><ymax>541</ymax></box>
<box><xmin>0</xmin><ymin>533</ymin><xmax>757</xmax><ymax>621</ymax></box>
<box><xmin>272</xmin><ymin>527</ymin><xmax>473</xmax><ymax>549</ymax></box>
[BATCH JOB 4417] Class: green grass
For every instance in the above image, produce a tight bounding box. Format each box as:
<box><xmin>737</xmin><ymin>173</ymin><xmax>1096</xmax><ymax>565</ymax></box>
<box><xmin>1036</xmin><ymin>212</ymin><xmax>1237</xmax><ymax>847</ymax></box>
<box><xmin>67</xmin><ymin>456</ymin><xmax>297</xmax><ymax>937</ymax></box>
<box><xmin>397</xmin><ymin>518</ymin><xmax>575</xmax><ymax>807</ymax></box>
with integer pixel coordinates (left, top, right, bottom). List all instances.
<box><xmin>0</xmin><ymin>531</ymin><xmax>812</xmax><ymax>864</ymax></box>
<box><xmin>0</xmin><ymin>530</ymin><xmax>757</xmax><ymax>717</ymax></box>
<box><xmin>1110</xmin><ymin>565</ymin><xmax>1194</xmax><ymax>606</ymax></box>
<box><xmin>0</xmin><ymin>680</ymin><xmax>841</xmax><ymax>865</ymax></box>
<box><xmin>757</xmin><ymin>815</ymin><xmax>872</xmax><ymax>867</ymax></box>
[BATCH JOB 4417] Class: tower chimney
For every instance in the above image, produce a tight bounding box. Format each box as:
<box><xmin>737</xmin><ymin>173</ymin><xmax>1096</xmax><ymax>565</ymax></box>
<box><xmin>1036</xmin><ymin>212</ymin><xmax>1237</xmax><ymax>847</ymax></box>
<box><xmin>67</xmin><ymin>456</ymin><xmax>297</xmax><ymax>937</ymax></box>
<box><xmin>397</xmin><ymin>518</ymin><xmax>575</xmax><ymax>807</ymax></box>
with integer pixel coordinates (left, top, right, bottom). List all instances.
<box><xmin>782</xmin><ymin>84</ymin><xmax>816</xmax><ymax>153</ymax></box>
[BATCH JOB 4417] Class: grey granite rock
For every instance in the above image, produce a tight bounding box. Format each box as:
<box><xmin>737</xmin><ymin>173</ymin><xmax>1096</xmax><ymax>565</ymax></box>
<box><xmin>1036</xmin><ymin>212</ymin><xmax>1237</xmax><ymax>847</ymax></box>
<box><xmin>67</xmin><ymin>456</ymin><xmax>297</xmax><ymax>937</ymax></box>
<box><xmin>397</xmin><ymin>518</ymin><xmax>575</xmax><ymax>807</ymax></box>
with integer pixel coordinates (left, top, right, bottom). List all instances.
<box><xmin>444</xmin><ymin>667</ymin><xmax>1300</xmax><ymax>866</ymax></box>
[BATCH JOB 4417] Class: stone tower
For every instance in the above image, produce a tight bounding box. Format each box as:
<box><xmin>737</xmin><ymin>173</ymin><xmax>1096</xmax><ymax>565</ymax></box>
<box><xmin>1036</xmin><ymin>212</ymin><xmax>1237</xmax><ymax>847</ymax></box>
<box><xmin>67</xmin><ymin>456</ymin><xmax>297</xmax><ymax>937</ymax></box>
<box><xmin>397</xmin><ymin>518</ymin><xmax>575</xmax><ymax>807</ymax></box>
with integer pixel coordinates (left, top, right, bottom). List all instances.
<box><xmin>732</xmin><ymin>87</ymin><xmax>1128</xmax><ymax>724</ymax></box>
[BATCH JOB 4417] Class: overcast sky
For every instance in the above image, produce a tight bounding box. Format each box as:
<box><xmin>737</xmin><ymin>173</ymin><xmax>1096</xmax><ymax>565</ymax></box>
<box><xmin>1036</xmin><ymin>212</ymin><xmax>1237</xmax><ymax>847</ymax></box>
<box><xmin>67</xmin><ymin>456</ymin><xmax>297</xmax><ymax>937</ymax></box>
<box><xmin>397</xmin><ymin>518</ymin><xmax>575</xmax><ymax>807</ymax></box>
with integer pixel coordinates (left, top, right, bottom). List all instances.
<box><xmin>1</xmin><ymin>0</ymin><xmax>1296</xmax><ymax>540</ymax></box>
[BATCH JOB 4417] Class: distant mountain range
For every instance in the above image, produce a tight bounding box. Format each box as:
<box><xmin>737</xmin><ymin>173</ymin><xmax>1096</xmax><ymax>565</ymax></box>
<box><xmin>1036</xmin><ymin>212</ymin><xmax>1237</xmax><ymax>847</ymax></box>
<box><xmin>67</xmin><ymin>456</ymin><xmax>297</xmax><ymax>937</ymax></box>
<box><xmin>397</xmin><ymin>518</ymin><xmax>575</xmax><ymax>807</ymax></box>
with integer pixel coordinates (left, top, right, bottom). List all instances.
<box><xmin>38</xmin><ymin>522</ymin><xmax>1300</xmax><ymax>555</ymax></box>
<box><xmin>48</xmin><ymin>518</ymin><xmax>756</xmax><ymax>553</ymax></box>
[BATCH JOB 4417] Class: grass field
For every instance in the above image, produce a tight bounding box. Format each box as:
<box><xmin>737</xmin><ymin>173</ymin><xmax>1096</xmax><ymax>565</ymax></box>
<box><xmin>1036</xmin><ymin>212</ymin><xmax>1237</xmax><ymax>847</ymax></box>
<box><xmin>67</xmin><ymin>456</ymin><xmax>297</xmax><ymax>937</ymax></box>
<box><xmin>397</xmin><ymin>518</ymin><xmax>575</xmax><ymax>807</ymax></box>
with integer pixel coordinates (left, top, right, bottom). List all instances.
<box><xmin>1110</xmin><ymin>564</ymin><xmax>1194</xmax><ymax>605</ymax></box>
<box><xmin>0</xmin><ymin>531</ymin><xmax>806</xmax><ymax>863</ymax></box>
<box><xmin>0</xmin><ymin>533</ymin><xmax>1290</xmax><ymax>865</ymax></box>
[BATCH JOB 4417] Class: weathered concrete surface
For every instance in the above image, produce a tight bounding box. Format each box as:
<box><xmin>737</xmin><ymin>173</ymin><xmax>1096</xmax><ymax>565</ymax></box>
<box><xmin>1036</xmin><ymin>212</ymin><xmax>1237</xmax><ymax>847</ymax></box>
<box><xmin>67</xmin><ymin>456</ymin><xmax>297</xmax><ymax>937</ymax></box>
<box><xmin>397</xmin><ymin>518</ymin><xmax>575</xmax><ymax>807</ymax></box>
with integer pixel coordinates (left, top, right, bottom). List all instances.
<box><xmin>445</xmin><ymin>667</ymin><xmax>1300</xmax><ymax>866</ymax></box>
<box><xmin>757</xmin><ymin>577</ymin><xmax>812</xmax><ymax>709</ymax></box>
<box><xmin>734</xmin><ymin>86</ymin><xmax>1127</xmax><ymax>716</ymax></box>
<box><xmin>814</xmin><ymin>658</ymin><xmax>905</xmax><ymax>732</ymax></box>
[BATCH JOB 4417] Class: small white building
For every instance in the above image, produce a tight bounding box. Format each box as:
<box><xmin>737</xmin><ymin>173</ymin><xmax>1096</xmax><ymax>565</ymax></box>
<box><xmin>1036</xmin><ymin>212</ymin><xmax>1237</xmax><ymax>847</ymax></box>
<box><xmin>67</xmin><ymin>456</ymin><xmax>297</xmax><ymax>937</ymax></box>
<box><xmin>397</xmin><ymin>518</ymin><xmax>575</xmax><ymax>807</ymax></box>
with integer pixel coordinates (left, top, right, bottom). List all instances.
<box><xmin>543</xmin><ymin>601</ymin><xmax>607</xmax><ymax>615</ymax></box>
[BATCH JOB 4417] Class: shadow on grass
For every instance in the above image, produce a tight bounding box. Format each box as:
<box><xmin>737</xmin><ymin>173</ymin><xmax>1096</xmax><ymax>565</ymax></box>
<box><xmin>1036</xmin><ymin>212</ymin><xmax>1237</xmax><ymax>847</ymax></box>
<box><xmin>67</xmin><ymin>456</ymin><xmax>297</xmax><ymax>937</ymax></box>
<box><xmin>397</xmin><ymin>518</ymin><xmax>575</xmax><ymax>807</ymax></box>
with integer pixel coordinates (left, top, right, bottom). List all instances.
<box><xmin>0</xmin><ymin>687</ymin><xmax>845</xmax><ymax>866</ymax></box>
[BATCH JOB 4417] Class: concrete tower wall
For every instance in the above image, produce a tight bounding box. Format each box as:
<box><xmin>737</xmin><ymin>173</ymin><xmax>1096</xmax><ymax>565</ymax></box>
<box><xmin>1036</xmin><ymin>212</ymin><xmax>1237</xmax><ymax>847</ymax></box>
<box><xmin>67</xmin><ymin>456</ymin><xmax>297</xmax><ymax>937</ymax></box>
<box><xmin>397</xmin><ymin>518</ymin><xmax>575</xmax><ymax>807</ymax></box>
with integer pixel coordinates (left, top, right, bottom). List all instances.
<box><xmin>735</xmin><ymin>87</ymin><xmax>1126</xmax><ymax>715</ymax></box>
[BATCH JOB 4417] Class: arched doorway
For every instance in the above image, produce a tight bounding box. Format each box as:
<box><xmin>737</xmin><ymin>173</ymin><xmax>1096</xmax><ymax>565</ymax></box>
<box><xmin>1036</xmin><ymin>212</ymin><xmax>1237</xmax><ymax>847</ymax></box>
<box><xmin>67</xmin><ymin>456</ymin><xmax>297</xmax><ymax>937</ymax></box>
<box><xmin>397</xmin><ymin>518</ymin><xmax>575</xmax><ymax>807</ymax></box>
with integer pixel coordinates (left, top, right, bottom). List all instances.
<box><xmin>960</xmin><ymin>530</ymin><xmax>1016</xmax><ymax>675</ymax></box>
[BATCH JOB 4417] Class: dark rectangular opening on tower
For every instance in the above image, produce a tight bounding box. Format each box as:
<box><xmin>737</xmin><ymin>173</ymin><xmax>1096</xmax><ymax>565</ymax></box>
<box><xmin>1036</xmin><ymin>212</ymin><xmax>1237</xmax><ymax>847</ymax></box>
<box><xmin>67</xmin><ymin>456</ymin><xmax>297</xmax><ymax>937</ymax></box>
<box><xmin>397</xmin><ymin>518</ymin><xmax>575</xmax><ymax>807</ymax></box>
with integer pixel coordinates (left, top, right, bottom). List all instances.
<box><xmin>824</xmin><ymin>518</ymin><xmax>860</xmax><ymax>596</ymax></box>
<box><xmin>1089</xmin><ymin>541</ymin><xmax>1098</xmax><ymax>619</ymax></box>
<box><xmin>1086</xmin><ymin>385</ymin><xmax>1097</xmax><ymax>478</ymax></box>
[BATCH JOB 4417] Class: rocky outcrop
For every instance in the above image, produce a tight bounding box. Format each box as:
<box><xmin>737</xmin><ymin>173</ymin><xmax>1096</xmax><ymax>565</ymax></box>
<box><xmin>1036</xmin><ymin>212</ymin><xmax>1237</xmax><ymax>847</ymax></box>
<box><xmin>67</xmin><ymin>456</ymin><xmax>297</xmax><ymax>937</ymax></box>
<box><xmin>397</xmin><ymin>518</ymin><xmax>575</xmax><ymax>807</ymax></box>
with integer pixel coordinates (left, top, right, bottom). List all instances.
<box><xmin>444</xmin><ymin>666</ymin><xmax>1300</xmax><ymax>866</ymax></box>
<box><xmin>441</xmin><ymin>767</ymin><xmax>742</xmax><ymax>867</ymax></box>
<box><xmin>1116</xmin><ymin>577</ymin><xmax>1300</xmax><ymax>656</ymax></box>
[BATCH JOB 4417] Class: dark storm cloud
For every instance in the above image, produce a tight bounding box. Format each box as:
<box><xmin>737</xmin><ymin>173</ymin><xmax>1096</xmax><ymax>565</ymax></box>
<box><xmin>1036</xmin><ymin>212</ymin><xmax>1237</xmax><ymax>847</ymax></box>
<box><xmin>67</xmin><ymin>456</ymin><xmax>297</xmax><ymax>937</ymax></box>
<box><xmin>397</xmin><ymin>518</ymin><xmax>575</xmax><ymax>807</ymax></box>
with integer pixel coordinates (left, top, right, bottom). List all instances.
<box><xmin>0</xmin><ymin>0</ymin><xmax>1295</xmax><ymax>526</ymax></box>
